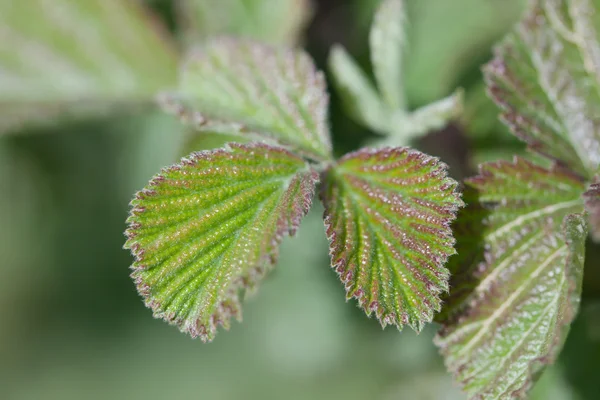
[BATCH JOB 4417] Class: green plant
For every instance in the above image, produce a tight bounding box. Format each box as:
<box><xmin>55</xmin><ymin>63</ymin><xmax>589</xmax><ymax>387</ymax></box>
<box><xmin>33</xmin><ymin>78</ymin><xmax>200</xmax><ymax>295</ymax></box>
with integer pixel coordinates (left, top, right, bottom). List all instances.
<box><xmin>2</xmin><ymin>0</ymin><xmax>600</xmax><ymax>399</ymax></box>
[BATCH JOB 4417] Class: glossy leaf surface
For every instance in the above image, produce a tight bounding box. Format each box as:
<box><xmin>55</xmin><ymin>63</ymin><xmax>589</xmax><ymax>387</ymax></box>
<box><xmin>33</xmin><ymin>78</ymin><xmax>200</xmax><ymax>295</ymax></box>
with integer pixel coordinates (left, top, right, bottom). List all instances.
<box><xmin>125</xmin><ymin>143</ymin><xmax>319</xmax><ymax>341</ymax></box>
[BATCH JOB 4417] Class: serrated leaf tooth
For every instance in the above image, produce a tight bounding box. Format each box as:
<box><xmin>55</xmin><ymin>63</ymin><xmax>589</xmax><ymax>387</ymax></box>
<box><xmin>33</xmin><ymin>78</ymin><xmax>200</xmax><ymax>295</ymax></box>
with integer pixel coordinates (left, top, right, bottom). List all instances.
<box><xmin>321</xmin><ymin>147</ymin><xmax>462</xmax><ymax>331</ymax></box>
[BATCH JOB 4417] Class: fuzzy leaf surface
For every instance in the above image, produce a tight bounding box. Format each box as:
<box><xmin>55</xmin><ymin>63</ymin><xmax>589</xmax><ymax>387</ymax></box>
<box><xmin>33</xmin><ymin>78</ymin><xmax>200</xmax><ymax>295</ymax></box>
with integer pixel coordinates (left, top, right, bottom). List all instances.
<box><xmin>176</xmin><ymin>0</ymin><xmax>311</xmax><ymax>46</ymax></box>
<box><xmin>328</xmin><ymin>45</ymin><xmax>390</xmax><ymax>134</ymax></box>
<box><xmin>125</xmin><ymin>143</ymin><xmax>318</xmax><ymax>342</ymax></box>
<box><xmin>485</xmin><ymin>0</ymin><xmax>600</xmax><ymax>178</ymax></box>
<box><xmin>436</xmin><ymin>158</ymin><xmax>587</xmax><ymax>399</ymax></box>
<box><xmin>584</xmin><ymin>181</ymin><xmax>600</xmax><ymax>241</ymax></box>
<box><xmin>172</xmin><ymin>38</ymin><xmax>332</xmax><ymax>161</ymax></box>
<box><xmin>320</xmin><ymin>147</ymin><xmax>463</xmax><ymax>331</ymax></box>
<box><xmin>370</xmin><ymin>0</ymin><xmax>407</xmax><ymax>110</ymax></box>
<box><xmin>0</xmin><ymin>0</ymin><xmax>177</xmax><ymax>133</ymax></box>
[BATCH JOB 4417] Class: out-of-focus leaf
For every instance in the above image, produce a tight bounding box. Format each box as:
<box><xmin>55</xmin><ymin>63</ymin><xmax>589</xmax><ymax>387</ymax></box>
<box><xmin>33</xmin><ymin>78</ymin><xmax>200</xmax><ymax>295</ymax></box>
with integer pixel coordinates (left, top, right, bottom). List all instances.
<box><xmin>436</xmin><ymin>158</ymin><xmax>587</xmax><ymax>399</ymax></box>
<box><xmin>584</xmin><ymin>181</ymin><xmax>600</xmax><ymax>241</ymax></box>
<box><xmin>485</xmin><ymin>0</ymin><xmax>600</xmax><ymax>179</ymax></box>
<box><xmin>370</xmin><ymin>0</ymin><xmax>406</xmax><ymax>110</ymax></box>
<box><xmin>388</xmin><ymin>89</ymin><xmax>463</xmax><ymax>145</ymax></box>
<box><xmin>176</xmin><ymin>0</ymin><xmax>311</xmax><ymax>46</ymax></box>
<box><xmin>328</xmin><ymin>45</ymin><xmax>390</xmax><ymax>134</ymax></box>
<box><xmin>0</xmin><ymin>0</ymin><xmax>178</xmax><ymax>134</ymax></box>
<box><xmin>124</xmin><ymin>142</ymin><xmax>319</xmax><ymax>342</ymax></box>
<box><xmin>169</xmin><ymin>38</ymin><xmax>332</xmax><ymax>161</ymax></box>
<box><xmin>320</xmin><ymin>147</ymin><xmax>462</xmax><ymax>331</ymax></box>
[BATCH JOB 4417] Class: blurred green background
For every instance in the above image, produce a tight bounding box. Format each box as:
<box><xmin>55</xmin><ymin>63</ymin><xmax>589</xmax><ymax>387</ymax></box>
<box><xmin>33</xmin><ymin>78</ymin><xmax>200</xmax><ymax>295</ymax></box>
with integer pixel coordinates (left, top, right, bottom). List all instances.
<box><xmin>1</xmin><ymin>1</ymin><xmax>599</xmax><ymax>399</ymax></box>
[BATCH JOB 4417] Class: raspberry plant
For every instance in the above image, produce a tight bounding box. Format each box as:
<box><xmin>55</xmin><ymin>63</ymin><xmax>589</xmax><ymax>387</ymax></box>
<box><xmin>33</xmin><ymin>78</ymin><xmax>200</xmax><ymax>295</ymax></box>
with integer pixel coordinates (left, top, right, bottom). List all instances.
<box><xmin>2</xmin><ymin>0</ymin><xmax>600</xmax><ymax>399</ymax></box>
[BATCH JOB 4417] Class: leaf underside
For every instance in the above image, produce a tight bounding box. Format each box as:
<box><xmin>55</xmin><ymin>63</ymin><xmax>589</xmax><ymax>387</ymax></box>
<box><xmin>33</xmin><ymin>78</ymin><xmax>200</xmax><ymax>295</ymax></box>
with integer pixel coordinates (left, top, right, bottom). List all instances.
<box><xmin>167</xmin><ymin>38</ymin><xmax>332</xmax><ymax>161</ymax></box>
<box><xmin>436</xmin><ymin>158</ymin><xmax>587</xmax><ymax>399</ymax></box>
<box><xmin>0</xmin><ymin>0</ymin><xmax>177</xmax><ymax>133</ymax></box>
<box><xmin>485</xmin><ymin>0</ymin><xmax>600</xmax><ymax>178</ymax></box>
<box><xmin>320</xmin><ymin>147</ymin><xmax>463</xmax><ymax>331</ymax></box>
<box><xmin>125</xmin><ymin>143</ymin><xmax>318</xmax><ymax>342</ymax></box>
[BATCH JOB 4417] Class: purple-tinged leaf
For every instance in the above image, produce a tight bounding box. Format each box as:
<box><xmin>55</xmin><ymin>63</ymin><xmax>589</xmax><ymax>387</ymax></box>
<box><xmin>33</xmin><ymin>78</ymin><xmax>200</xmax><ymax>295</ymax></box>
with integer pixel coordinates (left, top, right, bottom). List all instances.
<box><xmin>584</xmin><ymin>180</ymin><xmax>600</xmax><ymax>241</ymax></box>
<box><xmin>436</xmin><ymin>157</ymin><xmax>587</xmax><ymax>399</ymax></box>
<box><xmin>167</xmin><ymin>38</ymin><xmax>332</xmax><ymax>161</ymax></box>
<box><xmin>485</xmin><ymin>0</ymin><xmax>600</xmax><ymax>178</ymax></box>
<box><xmin>124</xmin><ymin>143</ymin><xmax>319</xmax><ymax>342</ymax></box>
<box><xmin>320</xmin><ymin>147</ymin><xmax>463</xmax><ymax>331</ymax></box>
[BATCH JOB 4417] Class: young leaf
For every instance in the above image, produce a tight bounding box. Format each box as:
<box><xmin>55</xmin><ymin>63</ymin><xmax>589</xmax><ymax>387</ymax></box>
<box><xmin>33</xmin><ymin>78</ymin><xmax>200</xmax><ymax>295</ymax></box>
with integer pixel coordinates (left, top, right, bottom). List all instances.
<box><xmin>320</xmin><ymin>147</ymin><xmax>463</xmax><ymax>331</ymax></box>
<box><xmin>370</xmin><ymin>0</ymin><xmax>407</xmax><ymax>110</ymax></box>
<box><xmin>171</xmin><ymin>38</ymin><xmax>332</xmax><ymax>161</ymax></box>
<box><xmin>328</xmin><ymin>45</ymin><xmax>390</xmax><ymax>134</ymax></box>
<box><xmin>0</xmin><ymin>0</ymin><xmax>177</xmax><ymax>134</ymax></box>
<box><xmin>176</xmin><ymin>0</ymin><xmax>311</xmax><ymax>46</ymax></box>
<box><xmin>485</xmin><ymin>0</ymin><xmax>600</xmax><ymax>178</ymax></box>
<box><xmin>436</xmin><ymin>158</ymin><xmax>587</xmax><ymax>399</ymax></box>
<box><xmin>388</xmin><ymin>89</ymin><xmax>463</xmax><ymax>145</ymax></box>
<box><xmin>124</xmin><ymin>143</ymin><xmax>319</xmax><ymax>342</ymax></box>
<box><xmin>584</xmin><ymin>181</ymin><xmax>600</xmax><ymax>241</ymax></box>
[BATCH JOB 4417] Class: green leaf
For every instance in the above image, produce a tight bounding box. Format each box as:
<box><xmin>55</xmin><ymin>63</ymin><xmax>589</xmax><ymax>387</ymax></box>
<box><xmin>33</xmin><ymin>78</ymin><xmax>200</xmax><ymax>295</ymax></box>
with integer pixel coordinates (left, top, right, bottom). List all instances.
<box><xmin>584</xmin><ymin>181</ymin><xmax>600</xmax><ymax>241</ymax></box>
<box><xmin>0</xmin><ymin>0</ymin><xmax>178</xmax><ymax>134</ymax></box>
<box><xmin>436</xmin><ymin>158</ymin><xmax>587</xmax><ymax>399</ymax></box>
<box><xmin>327</xmin><ymin>45</ymin><xmax>390</xmax><ymax>134</ymax></box>
<box><xmin>170</xmin><ymin>38</ymin><xmax>332</xmax><ymax>161</ymax></box>
<box><xmin>176</xmin><ymin>0</ymin><xmax>312</xmax><ymax>46</ymax></box>
<box><xmin>320</xmin><ymin>147</ymin><xmax>463</xmax><ymax>331</ymax></box>
<box><xmin>387</xmin><ymin>89</ymin><xmax>463</xmax><ymax>145</ymax></box>
<box><xmin>485</xmin><ymin>0</ymin><xmax>600</xmax><ymax>178</ymax></box>
<box><xmin>124</xmin><ymin>142</ymin><xmax>319</xmax><ymax>342</ymax></box>
<box><xmin>370</xmin><ymin>0</ymin><xmax>406</xmax><ymax>110</ymax></box>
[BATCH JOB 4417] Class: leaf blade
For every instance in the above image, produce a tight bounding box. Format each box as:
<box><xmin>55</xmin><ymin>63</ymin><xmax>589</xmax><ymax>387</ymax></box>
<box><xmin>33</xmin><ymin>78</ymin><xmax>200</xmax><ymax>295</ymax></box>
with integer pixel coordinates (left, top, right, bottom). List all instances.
<box><xmin>124</xmin><ymin>143</ymin><xmax>319</xmax><ymax>341</ymax></box>
<box><xmin>320</xmin><ymin>147</ymin><xmax>463</xmax><ymax>331</ymax></box>
<box><xmin>328</xmin><ymin>45</ymin><xmax>390</xmax><ymax>134</ymax></box>
<box><xmin>370</xmin><ymin>0</ymin><xmax>407</xmax><ymax>110</ymax></box>
<box><xmin>0</xmin><ymin>0</ymin><xmax>177</xmax><ymax>133</ymax></box>
<box><xmin>485</xmin><ymin>0</ymin><xmax>600</xmax><ymax>177</ymax></box>
<box><xmin>436</xmin><ymin>158</ymin><xmax>587</xmax><ymax>399</ymax></box>
<box><xmin>173</xmin><ymin>38</ymin><xmax>332</xmax><ymax>161</ymax></box>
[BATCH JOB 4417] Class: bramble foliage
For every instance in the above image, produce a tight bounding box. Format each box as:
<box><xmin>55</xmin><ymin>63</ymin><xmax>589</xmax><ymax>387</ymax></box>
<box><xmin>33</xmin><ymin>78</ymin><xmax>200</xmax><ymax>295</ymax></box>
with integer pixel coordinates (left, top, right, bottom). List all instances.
<box><xmin>435</xmin><ymin>0</ymin><xmax>600</xmax><ymax>398</ymax></box>
<box><xmin>3</xmin><ymin>0</ymin><xmax>600</xmax><ymax>399</ymax></box>
<box><xmin>119</xmin><ymin>0</ymin><xmax>464</xmax><ymax>342</ymax></box>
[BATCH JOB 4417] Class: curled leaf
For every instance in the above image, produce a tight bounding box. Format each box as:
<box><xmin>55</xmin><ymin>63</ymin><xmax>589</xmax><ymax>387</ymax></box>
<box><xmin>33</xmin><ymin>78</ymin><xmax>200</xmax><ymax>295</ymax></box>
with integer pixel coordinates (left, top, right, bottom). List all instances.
<box><xmin>320</xmin><ymin>147</ymin><xmax>463</xmax><ymax>331</ymax></box>
<box><xmin>125</xmin><ymin>143</ymin><xmax>319</xmax><ymax>341</ymax></box>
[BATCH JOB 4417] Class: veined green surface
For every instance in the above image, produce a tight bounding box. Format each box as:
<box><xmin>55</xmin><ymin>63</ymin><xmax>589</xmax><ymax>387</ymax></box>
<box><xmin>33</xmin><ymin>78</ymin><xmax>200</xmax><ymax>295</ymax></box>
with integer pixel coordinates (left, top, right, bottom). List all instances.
<box><xmin>124</xmin><ymin>142</ymin><xmax>319</xmax><ymax>342</ymax></box>
<box><xmin>176</xmin><ymin>0</ymin><xmax>311</xmax><ymax>46</ymax></box>
<box><xmin>169</xmin><ymin>38</ymin><xmax>332</xmax><ymax>161</ymax></box>
<box><xmin>436</xmin><ymin>158</ymin><xmax>587</xmax><ymax>399</ymax></box>
<box><xmin>0</xmin><ymin>0</ymin><xmax>177</xmax><ymax>133</ymax></box>
<box><xmin>485</xmin><ymin>0</ymin><xmax>600</xmax><ymax>179</ymax></box>
<box><xmin>320</xmin><ymin>147</ymin><xmax>463</xmax><ymax>331</ymax></box>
